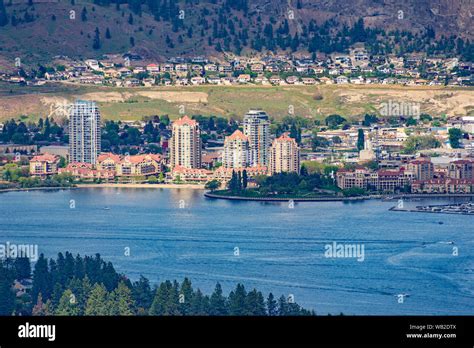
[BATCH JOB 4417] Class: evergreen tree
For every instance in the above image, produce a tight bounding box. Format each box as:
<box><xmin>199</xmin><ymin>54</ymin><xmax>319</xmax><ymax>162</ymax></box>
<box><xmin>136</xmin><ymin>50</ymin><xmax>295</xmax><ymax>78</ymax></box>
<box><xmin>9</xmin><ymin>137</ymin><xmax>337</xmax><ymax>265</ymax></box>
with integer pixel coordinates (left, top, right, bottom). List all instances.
<box><xmin>266</xmin><ymin>293</ymin><xmax>278</xmax><ymax>316</ymax></box>
<box><xmin>179</xmin><ymin>278</ymin><xmax>194</xmax><ymax>315</ymax></box>
<box><xmin>165</xmin><ymin>280</ymin><xmax>180</xmax><ymax>315</ymax></box>
<box><xmin>85</xmin><ymin>283</ymin><xmax>109</xmax><ymax>315</ymax></box>
<box><xmin>357</xmin><ymin>129</ymin><xmax>365</xmax><ymax>151</ymax></box>
<box><xmin>93</xmin><ymin>27</ymin><xmax>101</xmax><ymax>50</ymax></box>
<box><xmin>132</xmin><ymin>275</ymin><xmax>153</xmax><ymax>315</ymax></box>
<box><xmin>0</xmin><ymin>266</ymin><xmax>14</xmax><ymax>315</ymax></box>
<box><xmin>105</xmin><ymin>27</ymin><xmax>111</xmax><ymax>39</ymax></box>
<box><xmin>81</xmin><ymin>7</ymin><xmax>87</xmax><ymax>22</ymax></box>
<box><xmin>14</xmin><ymin>257</ymin><xmax>31</xmax><ymax>279</ymax></box>
<box><xmin>32</xmin><ymin>254</ymin><xmax>52</xmax><ymax>301</ymax></box>
<box><xmin>0</xmin><ymin>0</ymin><xmax>8</xmax><ymax>26</ymax></box>
<box><xmin>209</xmin><ymin>283</ymin><xmax>227</xmax><ymax>315</ymax></box>
<box><xmin>149</xmin><ymin>281</ymin><xmax>169</xmax><ymax>315</ymax></box>
<box><xmin>242</xmin><ymin>170</ymin><xmax>248</xmax><ymax>189</ymax></box>
<box><xmin>56</xmin><ymin>289</ymin><xmax>80</xmax><ymax>315</ymax></box>
<box><xmin>109</xmin><ymin>281</ymin><xmax>135</xmax><ymax>315</ymax></box>
<box><xmin>228</xmin><ymin>283</ymin><xmax>246</xmax><ymax>315</ymax></box>
<box><xmin>245</xmin><ymin>289</ymin><xmax>266</xmax><ymax>315</ymax></box>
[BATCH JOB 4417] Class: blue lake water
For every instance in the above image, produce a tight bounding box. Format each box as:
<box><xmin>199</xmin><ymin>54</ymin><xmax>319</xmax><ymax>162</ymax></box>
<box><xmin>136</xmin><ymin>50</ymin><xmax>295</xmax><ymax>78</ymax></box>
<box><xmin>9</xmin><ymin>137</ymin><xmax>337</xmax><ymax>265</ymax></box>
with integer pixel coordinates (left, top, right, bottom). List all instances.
<box><xmin>1</xmin><ymin>188</ymin><xmax>473</xmax><ymax>315</ymax></box>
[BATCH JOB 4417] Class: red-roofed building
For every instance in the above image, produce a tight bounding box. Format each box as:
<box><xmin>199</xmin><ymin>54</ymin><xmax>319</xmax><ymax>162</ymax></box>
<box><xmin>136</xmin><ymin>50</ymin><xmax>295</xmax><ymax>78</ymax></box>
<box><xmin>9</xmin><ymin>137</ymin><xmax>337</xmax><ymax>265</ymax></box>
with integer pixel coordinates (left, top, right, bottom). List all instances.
<box><xmin>97</xmin><ymin>153</ymin><xmax>163</xmax><ymax>177</ymax></box>
<box><xmin>29</xmin><ymin>153</ymin><xmax>60</xmax><ymax>177</ymax></box>
<box><xmin>449</xmin><ymin>160</ymin><xmax>474</xmax><ymax>180</ymax></box>
<box><xmin>117</xmin><ymin>154</ymin><xmax>163</xmax><ymax>176</ymax></box>
<box><xmin>412</xmin><ymin>178</ymin><xmax>474</xmax><ymax>194</ymax></box>
<box><xmin>59</xmin><ymin>162</ymin><xmax>115</xmax><ymax>181</ymax></box>
<box><xmin>407</xmin><ymin>159</ymin><xmax>434</xmax><ymax>180</ymax></box>
<box><xmin>169</xmin><ymin>165</ymin><xmax>212</xmax><ymax>182</ymax></box>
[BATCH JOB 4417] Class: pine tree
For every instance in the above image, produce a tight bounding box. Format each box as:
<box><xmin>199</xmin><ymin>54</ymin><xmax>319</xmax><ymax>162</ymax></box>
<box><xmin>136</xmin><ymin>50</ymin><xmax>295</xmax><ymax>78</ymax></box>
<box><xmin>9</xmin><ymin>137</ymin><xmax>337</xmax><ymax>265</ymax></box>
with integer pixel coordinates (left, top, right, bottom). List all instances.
<box><xmin>14</xmin><ymin>257</ymin><xmax>31</xmax><ymax>279</ymax></box>
<box><xmin>242</xmin><ymin>170</ymin><xmax>248</xmax><ymax>189</ymax></box>
<box><xmin>105</xmin><ymin>27</ymin><xmax>111</xmax><ymax>39</ymax></box>
<box><xmin>85</xmin><ymin>283</ymin><xmax>109</xmax><ymax>315</ymax></box>
<box><xmin>246</xmin><ymin>289</ymin><xmax>265</xmax><ymax>315</ymax></box>
<box><xmin>0</xmin><ymin>272</ymin><xmax>14</xmax><ymax>315</ymax></box>
<box><xmin>32</xmin><ymin>254</ymin><xmax>52</xmax><ymax>301</ymax></box>
<box><xmin>209</xmin><ymin>283</ymin><xmax>227</xmax><ymax>315</ymax></box>
<box><xmin>179</xmin><ymin>278</ymin><xmax>193</xmax><ymax>315</ymax></box>
<box><xmin>132</xmin><ymin>276</ymin><xmax>153</xmax><ymax>315</ymax></box>
<box><xmin>149</xmin><ymin>281</ymin><xmax>169</xmax><ymax>315</ymax></box>
<box><xmin>190</xmin><ymin>288</ymin><xmax>210</xmax><ymax>315</ymax></box>
<box><xmin>81</xmin><ymin>7</ymin><xmax>87</xmax><ymax>22</ymax></box>
<box><xmin>0</xmin><ymin>0</ymin><xmax>8</xmax><ymax>26</ymax></box>
<box><xmin>228</xmin><ymin>283</ymin><xmax>247</xmax><ymax>315</ymax></box>
<box><xmin>164</xmin><ymin>280</ymin><xmax>180</xmax><ymax>315</ymax></box>
<box><xmin>266</xmin><ymin>293</ymin><xmax>278</xmax><ymax>316</ymax></box>
<box><xmin>109</xmin><ymin>281</ymin><xmax>135</xmax><ymax>315</ymax></box>
<box><xmin>357</xmin><ymin>129</ymin><xmax>365</xmax><ymax>151</ymax></box>
<box><xmin>277</xmin><ymin>295</ymin><xmax>287</xmax><ymax>315</ymax></box>
<box><xmin>56</xmin><ymin>289</ymin><xmax>80</xmax><ymax>315</ymax></box>
<box><xmin>92</xmin><ymin>27</ymin><xmax>101</xmax><ymax>50</ymax></box>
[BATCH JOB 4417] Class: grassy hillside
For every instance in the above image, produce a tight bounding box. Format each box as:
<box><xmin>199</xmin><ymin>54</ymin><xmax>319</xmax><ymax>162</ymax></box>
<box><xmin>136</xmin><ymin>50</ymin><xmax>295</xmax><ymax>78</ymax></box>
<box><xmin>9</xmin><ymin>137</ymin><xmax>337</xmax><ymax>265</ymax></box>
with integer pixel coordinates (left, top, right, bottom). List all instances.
<box><xmin>0</xmin><ymin>83</ymin><xmax>473</xmax><ymax>122</ymax></box>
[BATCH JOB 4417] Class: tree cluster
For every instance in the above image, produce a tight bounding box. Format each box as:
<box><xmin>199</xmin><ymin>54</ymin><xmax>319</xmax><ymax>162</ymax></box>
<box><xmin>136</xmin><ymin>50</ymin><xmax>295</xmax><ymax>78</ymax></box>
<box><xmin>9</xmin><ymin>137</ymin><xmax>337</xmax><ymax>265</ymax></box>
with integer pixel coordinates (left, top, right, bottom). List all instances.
<box><xmin>0</xmin><ymin>252</ymin><xmax>314</xmax><ymax>316</ymax></box>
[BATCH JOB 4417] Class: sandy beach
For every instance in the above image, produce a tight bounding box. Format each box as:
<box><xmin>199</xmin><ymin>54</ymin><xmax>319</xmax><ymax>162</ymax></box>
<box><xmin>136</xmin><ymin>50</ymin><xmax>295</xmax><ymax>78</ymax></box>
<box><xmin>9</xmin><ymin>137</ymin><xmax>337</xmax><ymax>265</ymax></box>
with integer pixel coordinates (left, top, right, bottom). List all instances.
<box><xmin>76</xmin><ymin>183</ymin><xmax>206</xmax><ymax>189</ymax></box>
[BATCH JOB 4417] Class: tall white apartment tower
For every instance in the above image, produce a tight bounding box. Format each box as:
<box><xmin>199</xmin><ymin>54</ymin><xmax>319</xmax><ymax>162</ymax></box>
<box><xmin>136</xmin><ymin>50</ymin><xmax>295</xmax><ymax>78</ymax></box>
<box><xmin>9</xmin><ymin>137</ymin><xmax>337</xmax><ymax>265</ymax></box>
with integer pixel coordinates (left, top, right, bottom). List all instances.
<box><xmin>69</xmin><ymin>100</ymin><xmax>101</xmax><ymax>164</ymax></box>
<box><xmin>170</xmin><ymin>115</ymin><xmax>201</xmax><ymax>168</ymax></box>
<box><xmin>223</xmin><ymin>130</ymin><xmax>249</xmax><ymax>168</ymax></box>
<box><xmin>243</xmin><ymin>109</ymin><xmax>270</xmax><ymax>167</ymax></box>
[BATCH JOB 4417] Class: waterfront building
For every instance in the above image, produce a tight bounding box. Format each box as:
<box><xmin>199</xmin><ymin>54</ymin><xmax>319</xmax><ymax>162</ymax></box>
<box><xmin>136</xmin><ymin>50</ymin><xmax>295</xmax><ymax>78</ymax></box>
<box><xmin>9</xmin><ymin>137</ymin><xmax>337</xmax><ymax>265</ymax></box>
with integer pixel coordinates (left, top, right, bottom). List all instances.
<box><xmin>170</xmin><ymin>116</ymin><xmax>201</xmax><ymax>169</ymax></box>
<box><xmin>449</xmin><ymin>160</ymin><xmax>474</xmax><ymax>179</ymax></box>
<box><xmin>407</xmin><ymin>159</ymin><xmax>434</xmax><ymax>180</ymax></box>
<box><xmin>243</xmin><ymin>109</ymin><xmax>270</xmax><ymax>167</ymax></box>
<box><xmin>268</xmin><ymin>133</ymin><xmax>300</xmax><ymax>175</ymax></box>
<box><xmin>213</xmin><ymin>166</ymin><xmax>267</xmax><ymax>184</ymax></box>
<box><xmin>58</xmin><ymin>162</ymin><xmax>115</xmax><ymax>181</ymax></box>
<box><xmin>29</xmin><ymin>153</ymin><xmax>60</xmax><ymax>177</ymax></box>
<box><xmin>115</xmin><ymin>154</ymin><xmax>163</xmax><ymax>177</ymax></box>
<box><xmin>69</xmin><ymin>100</ymin><xmax>101</xmax><ymax>164</ymax></box>
<box><xmin>169</xmin><ymin>165</ymin><xmax>212</xmax><ymax>183</ymax></box>
<box><xmin>96</xmin><ymin>153</ymin><xmax>163</xmax><ymax>177</ymax></box>
<box><xmin>222</xmin><ymin>130</ymin><xmax>249</xmax><ymax>169</ymax></box>
<box><xmin>412</xmin><ymin>178</ymin><xmax>474</xmax><ymax>194</ymax></box>
<box><xmin>336</xmin><ymin>168</ymin><xmax>414</xmax><ymax>193</ymax></box>
<box><xmin>336</xmin><ymin>168</ymin><xmax>371</xmax><ymax>190</ymax></box>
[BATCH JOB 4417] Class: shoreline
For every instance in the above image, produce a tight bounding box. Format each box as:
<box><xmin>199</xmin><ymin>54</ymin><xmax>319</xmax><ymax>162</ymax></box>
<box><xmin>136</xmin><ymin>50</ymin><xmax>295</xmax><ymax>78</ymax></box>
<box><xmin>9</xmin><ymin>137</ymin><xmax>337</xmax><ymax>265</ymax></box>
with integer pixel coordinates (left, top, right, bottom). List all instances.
<box><xmin>76</xmin><ymin>183</ymin><xmax>205</xmax><ymax>189</ymax></box>
<box><xmin>204</xmin><ymin>192</ymin><xmax>474</xmax><ymax>202</ymax></box>
<box><xmin>0</xmin><ymin>183</ymin><xmax>206</xmax><ymax>193</ymax></box>
<box><xmin>204</xmin><ymin>192</ymin><xmax>381</xmax><ymax>202</ymax></box>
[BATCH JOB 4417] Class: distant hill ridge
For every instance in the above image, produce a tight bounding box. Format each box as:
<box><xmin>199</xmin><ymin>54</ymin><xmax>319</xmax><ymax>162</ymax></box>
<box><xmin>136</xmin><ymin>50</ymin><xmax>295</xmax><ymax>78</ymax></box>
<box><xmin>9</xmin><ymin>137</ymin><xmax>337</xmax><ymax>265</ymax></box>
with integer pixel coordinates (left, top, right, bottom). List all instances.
<box><xmin>0</xmin><ymin>0</ymin><xmax>472</xmax><ymax>67</ymax></box>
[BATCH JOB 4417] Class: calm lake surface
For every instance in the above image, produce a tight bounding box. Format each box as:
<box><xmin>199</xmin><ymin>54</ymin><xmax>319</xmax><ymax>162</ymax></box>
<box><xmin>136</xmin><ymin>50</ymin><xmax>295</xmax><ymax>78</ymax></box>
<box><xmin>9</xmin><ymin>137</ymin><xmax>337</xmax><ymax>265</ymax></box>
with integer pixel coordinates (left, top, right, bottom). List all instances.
<box><xmin>1</xmin><ymin>188</ymin><xmax>473</xmax><ymax>315</ymax></box>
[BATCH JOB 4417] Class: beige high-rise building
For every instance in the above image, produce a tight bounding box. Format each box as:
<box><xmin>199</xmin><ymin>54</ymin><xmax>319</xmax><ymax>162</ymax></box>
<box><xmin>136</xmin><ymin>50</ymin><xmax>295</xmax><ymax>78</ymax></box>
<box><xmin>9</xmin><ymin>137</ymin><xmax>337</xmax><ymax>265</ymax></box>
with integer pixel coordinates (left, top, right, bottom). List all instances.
<box><xmin>170</xmin><ymin>115</ymin><xmax>201</xmax><ymax>169</ymax></box>
<box><xmin>269</xmin><ymin>133</ymin><xmax>300</xmax><ymax>175</ymax></box>
<box><xmin>223</xmin><ymin>130</ymin><xmax>250</xmax><ymax>169</ymax></box>
<box><xmin>243</xmin><ymin>109</ymin><xmax>270</xmax><ymax>167</ymax></box>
